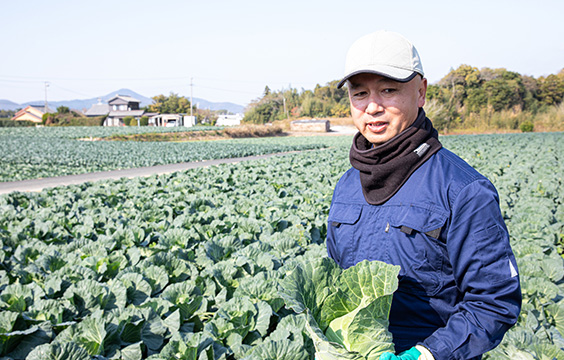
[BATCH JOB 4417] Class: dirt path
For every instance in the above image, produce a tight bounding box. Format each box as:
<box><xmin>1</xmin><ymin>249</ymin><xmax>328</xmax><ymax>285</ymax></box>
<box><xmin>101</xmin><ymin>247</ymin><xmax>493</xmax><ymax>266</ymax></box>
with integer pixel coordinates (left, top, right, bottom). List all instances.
<box><xmin>0</xmin><ymin>151</ymin><xmax>299</xmax><ymax>195</ymax></box>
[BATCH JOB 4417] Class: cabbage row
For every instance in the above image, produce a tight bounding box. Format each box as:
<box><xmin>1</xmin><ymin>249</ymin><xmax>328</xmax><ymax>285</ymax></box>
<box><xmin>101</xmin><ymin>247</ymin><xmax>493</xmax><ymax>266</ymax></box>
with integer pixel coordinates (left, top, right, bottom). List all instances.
<box><xmin>0</xmin><ymin>132</ymin><xmax>563</xmax><ymax>359</ymax></box>
<box><xmin>0</xmin><ymin>126</ymin><xmax>338</xmax><ymax>182</ymax></box>
<box><xmin>447</xmin><ymin>133</ymin><xmax>564</xmax><ymax>359</ymax></box>
<box><xmin>0</xmin><ymin>148</ymin><xmax>347</xmax><ymax>360</ymax></box>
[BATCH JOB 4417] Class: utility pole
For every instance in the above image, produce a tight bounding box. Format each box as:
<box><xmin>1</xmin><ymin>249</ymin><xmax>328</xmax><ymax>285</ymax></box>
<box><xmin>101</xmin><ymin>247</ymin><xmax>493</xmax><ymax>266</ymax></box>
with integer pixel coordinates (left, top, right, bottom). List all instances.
<box><xmin>44</xmin><ymin>82</ymin><xmax>49</xmax><ymax>112</ymax></box>
<box><xmin>190</xmin><ymin>77</ymin><xmax>194</xmax><ymax>124</ymax></box>
<box><xmin>283</xmin><ymin>96</ymin><xmax>289</xmax><ymax>120</ymax></box>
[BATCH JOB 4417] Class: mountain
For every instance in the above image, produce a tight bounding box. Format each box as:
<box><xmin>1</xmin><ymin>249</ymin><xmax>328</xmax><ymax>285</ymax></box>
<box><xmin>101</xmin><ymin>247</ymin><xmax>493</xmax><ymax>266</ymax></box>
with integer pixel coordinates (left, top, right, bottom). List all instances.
<box><xmin>0</xmin><ymin>89</ymin><xmax>245</xmax><ymax>114</ymax></box>
<box><xmin>0</xmin><ymin>100</ymin><xmax>21</xmax><ymax>111</ymax></box>
<box><xmin>191</xmin><ymin>98</ymin><xmax>245</xmax><ymax>114</ymax></box>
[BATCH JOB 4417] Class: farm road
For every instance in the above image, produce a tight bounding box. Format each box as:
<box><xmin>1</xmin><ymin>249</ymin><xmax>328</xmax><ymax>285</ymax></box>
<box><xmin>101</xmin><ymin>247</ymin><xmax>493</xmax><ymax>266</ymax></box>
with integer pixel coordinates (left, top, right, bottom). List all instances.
<box><xmin>0</xmin><ymin>151</ymin><xmax>299</xmax><ymax>195</ymax></box>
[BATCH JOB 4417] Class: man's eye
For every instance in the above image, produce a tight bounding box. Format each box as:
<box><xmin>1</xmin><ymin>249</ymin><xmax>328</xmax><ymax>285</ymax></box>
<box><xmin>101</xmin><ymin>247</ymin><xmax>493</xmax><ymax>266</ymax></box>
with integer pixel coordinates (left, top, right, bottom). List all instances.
<box><xmin>383</xmin><ymin>88</ymin><xmax>396</xmax><ymax>94</ymax></box>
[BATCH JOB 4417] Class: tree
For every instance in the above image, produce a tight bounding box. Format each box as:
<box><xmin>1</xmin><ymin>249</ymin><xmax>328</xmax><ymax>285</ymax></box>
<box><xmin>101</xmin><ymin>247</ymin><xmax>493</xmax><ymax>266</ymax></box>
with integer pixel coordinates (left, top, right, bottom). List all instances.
<box><xmin>244</xmin><ymin>102</ymin><xmax>276</xmax><ymax>124</ymax></box>
<box><xmin>56</xmin><ymin>106</ymin><xmax>70</xmax><ymax>114</ymax></box>
<box><xmin>148</xmin><ymin>93</ymin><xmax>193</xmax><ymax>114</ymax></box>
<box><xmin>538</xmin><ymin>74</ymin><xmax>564</xmax><ymax>106</ymax></box>
<box><xmin>301</xmin><ymin>96</ymin><xmax>325</xmax><ymax>118</ymax></box>
<box><xmin>243</xmin><ymin>80</ymin><xmax>351</xmax><ymax>123</ymax></box>
<box><xmin>0</xmin><ymin>110</ymin><xmax>15</xmax><ymax>119</ymax></box>
<box><xmin>465</xmin><ymin>87</ymin><xmax>487</xmax><ymax>113</ymax></box>
<box><xmin>482</xmin><ymin>72</ymin><xmax>525</xmax><ymax>112</ymax></box>
<box><xmin>330</xmin><ymin>103</ymin><xmax>350</xmax><ymax>118</ymax></box>
<box><xmin>521</xmin><ymin>75</ymin><xmax>541</xmax><ymax>112</ymax></box>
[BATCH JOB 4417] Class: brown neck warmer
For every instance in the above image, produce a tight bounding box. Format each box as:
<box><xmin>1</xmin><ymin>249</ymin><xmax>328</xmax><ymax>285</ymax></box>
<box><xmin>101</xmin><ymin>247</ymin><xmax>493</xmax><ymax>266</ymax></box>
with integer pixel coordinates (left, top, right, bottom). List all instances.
<box><xmin>349</xmin><ymin>109</ymin><xmax>442</xmax><ymax>205</ymax></box>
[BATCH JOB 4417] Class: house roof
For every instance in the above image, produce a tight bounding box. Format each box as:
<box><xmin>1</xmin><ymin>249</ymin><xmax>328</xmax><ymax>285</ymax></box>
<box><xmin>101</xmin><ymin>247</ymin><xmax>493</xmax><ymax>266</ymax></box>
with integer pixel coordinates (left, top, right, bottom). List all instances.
<box><xmin>108</xmin><ymin>95</ymin><xmax>140</xmax><ymax>105</ymax></box>
<box><xmin>85</xmin><ymin>103</ymin><xmax>110</xmax><ymax>116</ymax></box>
<box><xmin>11</xmin><ymin>105</ymin><xmax>54</xmax><ymax>121</ymax></box>
<box><xmin>29</xmin><ymin>105</ymin><xmax>55</xmax><ymax>113</ymax></box>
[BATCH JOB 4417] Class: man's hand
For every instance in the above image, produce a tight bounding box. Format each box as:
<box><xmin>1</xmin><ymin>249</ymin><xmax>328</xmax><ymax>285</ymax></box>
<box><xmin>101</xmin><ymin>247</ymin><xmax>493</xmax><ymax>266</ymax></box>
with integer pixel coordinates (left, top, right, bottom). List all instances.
<box><xmin>379</xmin><ymin>347</ymin><xmax>421</xmax><ymax>360</ymax></box>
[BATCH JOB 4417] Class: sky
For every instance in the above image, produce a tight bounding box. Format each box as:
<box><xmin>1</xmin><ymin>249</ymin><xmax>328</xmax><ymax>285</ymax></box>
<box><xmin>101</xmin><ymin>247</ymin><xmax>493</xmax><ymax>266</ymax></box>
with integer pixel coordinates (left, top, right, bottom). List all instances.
<box><xmin>1</xmin><ymin>0</ymin><xmax>563</xmax><ymax>108</ymax></box>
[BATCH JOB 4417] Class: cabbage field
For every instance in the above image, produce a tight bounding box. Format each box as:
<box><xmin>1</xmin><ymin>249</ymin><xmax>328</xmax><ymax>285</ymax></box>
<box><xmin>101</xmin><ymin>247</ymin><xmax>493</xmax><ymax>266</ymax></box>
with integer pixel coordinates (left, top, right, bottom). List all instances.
<box><xmin>0</xmin><ymin>131</ymin><xmax>563</xmax><ymax>359</ymax></box>
<box><xmin>0</xmin><ymin>127</ymin><xmax>336</xmax><ymax>182</ymax></box>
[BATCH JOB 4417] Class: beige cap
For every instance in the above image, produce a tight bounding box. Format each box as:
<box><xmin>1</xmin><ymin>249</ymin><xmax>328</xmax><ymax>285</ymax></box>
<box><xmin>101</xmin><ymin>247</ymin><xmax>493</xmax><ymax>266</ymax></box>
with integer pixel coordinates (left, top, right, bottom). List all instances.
<box><xmin>337</xmin><ymin>31</ymin><xmax>424</xmax><ymax>88</ymax></box>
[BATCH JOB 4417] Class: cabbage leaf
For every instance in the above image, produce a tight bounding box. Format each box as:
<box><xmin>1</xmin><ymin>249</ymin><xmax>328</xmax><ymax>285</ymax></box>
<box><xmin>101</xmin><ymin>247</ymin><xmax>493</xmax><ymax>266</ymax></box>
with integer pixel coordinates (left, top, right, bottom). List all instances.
<box><xmin>279</xmin><ymin>258</ymin><xmax>400</xmax><ymax>360</ymax></box>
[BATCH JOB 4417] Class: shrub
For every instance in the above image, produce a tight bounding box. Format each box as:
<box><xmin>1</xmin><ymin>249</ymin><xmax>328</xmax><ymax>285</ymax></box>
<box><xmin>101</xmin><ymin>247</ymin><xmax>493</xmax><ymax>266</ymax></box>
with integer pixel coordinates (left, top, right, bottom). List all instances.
<box><xmin>140</xmin><ymin>116</ymin><xmax>149</xmax><ymax>126</ymax></box>
<box><xmin>0</xmin><ymin>120</ymin><xmax>36</xmax><ymax>127</ymax></box>
<box><xmin>42</xmin><ymin>113</ymin><xmax>57</xmax><ymax>125</ymax></box>
<box><xmin>520</xmin><ymin>121</ymin><xmax>534</xmax><ymax>132</ymax></box>
<box><xmin>64</xmin><ymin>117</ymin><xmax>105</xmax><ymax>126</ymax></box>
<box><xmin>123</xmin><ymin>116</ymin><xmax>135</xmax><ymax>126</ymax></box>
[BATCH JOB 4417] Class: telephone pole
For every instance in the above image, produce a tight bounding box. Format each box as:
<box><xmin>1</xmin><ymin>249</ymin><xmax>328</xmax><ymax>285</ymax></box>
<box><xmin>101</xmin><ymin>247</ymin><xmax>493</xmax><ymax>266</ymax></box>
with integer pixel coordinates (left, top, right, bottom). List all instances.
<box><xmin>190</xmin><ymin>77</ymin><xmax>193</xmax><ymax>121</ymax></box>
<box><xmin>44</xmin><ymin>82</ymin><xmax>49</xmax><ymax>112</ymax></box>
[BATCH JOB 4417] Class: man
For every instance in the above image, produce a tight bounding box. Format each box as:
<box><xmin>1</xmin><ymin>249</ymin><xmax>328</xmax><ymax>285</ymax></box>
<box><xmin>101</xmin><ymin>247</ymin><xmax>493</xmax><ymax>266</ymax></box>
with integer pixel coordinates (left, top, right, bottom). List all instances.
<box><xmin>326</xmin><ymin>31</ymin><xmax>521</xmax><ymax>360</ymax></box>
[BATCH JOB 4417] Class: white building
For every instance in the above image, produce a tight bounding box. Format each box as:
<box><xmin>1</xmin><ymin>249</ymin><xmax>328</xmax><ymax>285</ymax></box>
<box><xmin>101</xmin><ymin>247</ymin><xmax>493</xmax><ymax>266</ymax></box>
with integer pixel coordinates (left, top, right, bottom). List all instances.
<box><xmin>148</xmin><ymin>114</ymin><xmax>197</xmax><ymax>127</ymax></box>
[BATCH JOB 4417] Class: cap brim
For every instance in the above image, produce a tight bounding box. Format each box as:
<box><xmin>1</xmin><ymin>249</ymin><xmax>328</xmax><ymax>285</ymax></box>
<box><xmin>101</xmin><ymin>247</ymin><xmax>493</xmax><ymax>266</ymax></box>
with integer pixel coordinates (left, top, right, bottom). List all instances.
<box><xmin>337</xmin><ymin>70</ymin><xmax>419</xmax><ymax>89</ymax></box>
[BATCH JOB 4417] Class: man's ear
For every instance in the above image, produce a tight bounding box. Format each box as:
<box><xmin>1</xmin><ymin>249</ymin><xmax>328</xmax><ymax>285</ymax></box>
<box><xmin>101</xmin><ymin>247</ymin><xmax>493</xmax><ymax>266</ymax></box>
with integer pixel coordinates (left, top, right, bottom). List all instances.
<box><xmin>418</xmin><ymin>77</ymin><xmax>428</xmax><ymax>108</ymax></box>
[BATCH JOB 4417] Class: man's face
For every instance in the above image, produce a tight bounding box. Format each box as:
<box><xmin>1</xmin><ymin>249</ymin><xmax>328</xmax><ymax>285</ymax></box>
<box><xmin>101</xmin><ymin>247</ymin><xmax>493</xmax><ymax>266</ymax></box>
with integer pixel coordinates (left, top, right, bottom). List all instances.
<box><xmin>348</xmin><ymin>73</ymin><xmax>427</xmax><ymax>145</ymax></box>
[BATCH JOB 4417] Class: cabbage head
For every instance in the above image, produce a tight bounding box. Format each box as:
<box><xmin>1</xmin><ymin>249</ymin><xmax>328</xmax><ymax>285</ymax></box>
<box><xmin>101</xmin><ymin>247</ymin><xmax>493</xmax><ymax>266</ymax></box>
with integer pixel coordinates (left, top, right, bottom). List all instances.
<box><xmin>279</xmin><ymin>257</ymin><xmax>400</xmax><ymax>360</ymax></box>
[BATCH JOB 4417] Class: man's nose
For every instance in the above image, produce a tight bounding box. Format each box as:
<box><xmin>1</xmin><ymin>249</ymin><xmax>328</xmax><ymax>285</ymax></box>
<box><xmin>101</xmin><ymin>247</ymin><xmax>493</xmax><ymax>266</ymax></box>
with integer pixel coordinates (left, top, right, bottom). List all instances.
<box><xmin>365</xmin><ymin>98</ymin><xmax>383</xmax><ymax>114</ymax></box>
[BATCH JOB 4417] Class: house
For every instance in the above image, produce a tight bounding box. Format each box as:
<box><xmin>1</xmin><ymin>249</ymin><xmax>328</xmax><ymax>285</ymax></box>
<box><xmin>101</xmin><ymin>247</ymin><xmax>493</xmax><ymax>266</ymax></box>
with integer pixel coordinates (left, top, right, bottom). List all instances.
<box><xmin>104</xmin><ymin>95</ymin><xmax>146</xmax><ymax>126</ymax></box>
<box><xmin>216</xmin><ymin>114</ymin><xmax>243</xmax><ymax>126</ymax></box>
<box><xmin>11</xmin><ymin>105</ymin><xmax>54</xmax><ymax>123</ymax></box>
<box><xmin>83</xmin><ymin>94</ymin><xmax>145</xmax><ymax>126</ymax></box>
<box><xmin>85</xmin><ymin>95</ymin><xmax>146</xmax><ymax>126</ymax></box>
<box><xmin>84</xmin><ymin>93</ymin><xmax>193</xmax><ymax>127</ymax></box>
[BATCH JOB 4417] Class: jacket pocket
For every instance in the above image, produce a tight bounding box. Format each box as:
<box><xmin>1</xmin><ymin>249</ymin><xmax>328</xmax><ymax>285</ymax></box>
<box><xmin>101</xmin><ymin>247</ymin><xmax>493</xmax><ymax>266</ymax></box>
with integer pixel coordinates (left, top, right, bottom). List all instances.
<box><xmin>328</xmin><ymin>203</ymin><xmax>362</xmax><ymax>227</ymax></box>
<box><xmin>389</xmin><ymin>205</ymin><xmax>448</xmax><ymax>296</ymax></box>
<box><xmin>327</xmin><ymin>203</ymin><xmax>363</xmax><ymax>268</ymax></box>
<box><xmin>390</xmin><ymin>205</ymin><xmax>448</xmax><ymax>240</ymax></box>
<box><xmin>474</xmin><ymin>224</ymin><xmax>513</xmax><ymax>285</ymax></box>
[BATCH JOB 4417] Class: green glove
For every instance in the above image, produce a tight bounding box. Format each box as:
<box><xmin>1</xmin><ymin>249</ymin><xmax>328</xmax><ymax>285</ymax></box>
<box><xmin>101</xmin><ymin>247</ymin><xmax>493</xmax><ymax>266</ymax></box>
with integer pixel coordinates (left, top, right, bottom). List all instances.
<box><xmin>379</xmin><ymin>347</ymin><xmax>421</xmax><ymax>360</ymax></box>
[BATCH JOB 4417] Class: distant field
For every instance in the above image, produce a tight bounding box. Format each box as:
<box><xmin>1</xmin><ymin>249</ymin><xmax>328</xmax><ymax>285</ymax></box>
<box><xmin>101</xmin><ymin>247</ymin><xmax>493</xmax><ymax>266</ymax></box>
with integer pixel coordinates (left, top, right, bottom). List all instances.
<box><xmin>0</xmin><ymin>126</ymin><xmax>221</xmax><ymax>139</ymax></box>
<box><xmin>0</xmin><ymin>126</ymin><xmax>348</xmax><ymax>182</ymax></box>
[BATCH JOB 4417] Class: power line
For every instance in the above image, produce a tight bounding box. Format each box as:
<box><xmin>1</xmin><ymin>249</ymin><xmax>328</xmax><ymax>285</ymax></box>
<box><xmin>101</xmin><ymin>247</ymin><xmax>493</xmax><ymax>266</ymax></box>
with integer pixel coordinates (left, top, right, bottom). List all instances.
<box><xmin>0</xmin><ymin>75</ymin><xmax>193</xmax><ymax>82</ymax></box>
<box><xmin>194</xmin><ymin>84</ymin><xmax>259</xmax><ymax>95</ymax></box>
<box><xmin>0</xmin><ymin>75</ymin><xmax>322</xmax><ymax>104</ymax></box>
<box><xmin>49</xmin><ymin>83</ymin><xmax>96</xmax><ymax>98</ymax></box>
<box><xmin>0</xmin><ymin>78</ymin><xmax>44</xmax><ymax>84</ymax></box>
<box><xmin>0</xmin><ymin>74</ymin><xmax>317</xmax><ymax>87</ymax></box>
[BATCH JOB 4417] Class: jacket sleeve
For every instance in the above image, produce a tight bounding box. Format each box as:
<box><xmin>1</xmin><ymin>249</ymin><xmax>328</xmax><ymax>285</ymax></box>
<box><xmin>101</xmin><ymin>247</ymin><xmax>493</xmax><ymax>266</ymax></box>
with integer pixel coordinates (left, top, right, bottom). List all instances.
<box><xmin>421</xmin><ymin>179</ymin><xmax>521</xmax><ymax>360</ymax></box>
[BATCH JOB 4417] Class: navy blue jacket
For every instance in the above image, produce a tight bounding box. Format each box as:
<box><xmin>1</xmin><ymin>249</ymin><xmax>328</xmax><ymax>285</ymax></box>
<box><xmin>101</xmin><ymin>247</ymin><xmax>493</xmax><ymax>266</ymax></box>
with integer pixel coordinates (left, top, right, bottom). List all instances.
<box><xmin>327</xmin><ymin>147</ymin><xmax>521</xmax><ymax>360</ymax></box>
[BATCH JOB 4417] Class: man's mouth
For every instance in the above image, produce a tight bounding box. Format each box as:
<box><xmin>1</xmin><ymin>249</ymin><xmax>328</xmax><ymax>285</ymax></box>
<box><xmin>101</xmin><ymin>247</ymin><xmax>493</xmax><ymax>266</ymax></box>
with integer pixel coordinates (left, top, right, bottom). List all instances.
<box><xmin>366</xmin><ymin>122</ymin><xmax>388</xmax><ymax>133</ymax></box>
